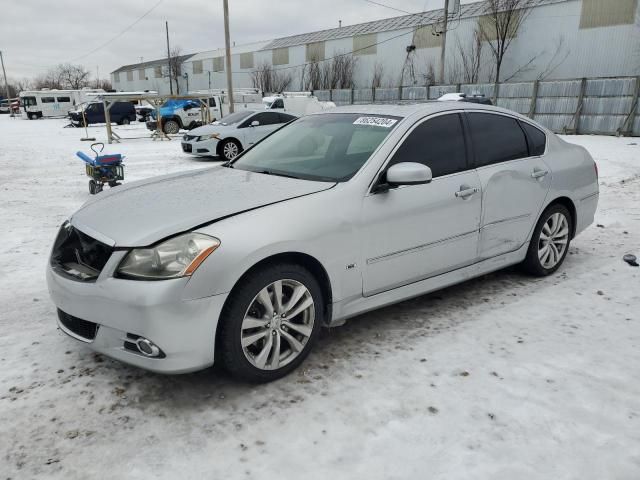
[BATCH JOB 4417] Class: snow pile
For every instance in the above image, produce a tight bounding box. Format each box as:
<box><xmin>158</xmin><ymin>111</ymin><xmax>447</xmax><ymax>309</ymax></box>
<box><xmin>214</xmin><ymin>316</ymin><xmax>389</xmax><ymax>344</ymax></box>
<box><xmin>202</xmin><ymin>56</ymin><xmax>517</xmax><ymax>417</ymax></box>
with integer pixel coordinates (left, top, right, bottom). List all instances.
<box><xmin>0</xmin><ymin>116</ymin><xmax>639</xmax><ymax>479</ymax></box>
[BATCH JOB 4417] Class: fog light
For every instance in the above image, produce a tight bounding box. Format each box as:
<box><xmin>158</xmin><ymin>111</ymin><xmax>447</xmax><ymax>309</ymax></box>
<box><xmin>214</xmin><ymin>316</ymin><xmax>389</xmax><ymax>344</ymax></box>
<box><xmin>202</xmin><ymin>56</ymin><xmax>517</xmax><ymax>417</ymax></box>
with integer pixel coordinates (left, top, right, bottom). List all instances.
<box><xmin>135</xmin><ymin>337</ymin><xmax>160</xmax><ymax>357</ymax></box>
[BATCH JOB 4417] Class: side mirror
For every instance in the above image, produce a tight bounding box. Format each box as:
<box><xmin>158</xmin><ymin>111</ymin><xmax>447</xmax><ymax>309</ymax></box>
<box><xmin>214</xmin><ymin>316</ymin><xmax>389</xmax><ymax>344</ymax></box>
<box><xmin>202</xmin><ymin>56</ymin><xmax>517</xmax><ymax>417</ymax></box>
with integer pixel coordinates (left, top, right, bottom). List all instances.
<box><xmin>251</xmin><ymin>120</ymin><xmax>260</xmax><ymax>127</ymax></box>
<box><xmin>373</xmin><ymin>162</ymin><xmax>432</xmax><ymax>194</ymax></box>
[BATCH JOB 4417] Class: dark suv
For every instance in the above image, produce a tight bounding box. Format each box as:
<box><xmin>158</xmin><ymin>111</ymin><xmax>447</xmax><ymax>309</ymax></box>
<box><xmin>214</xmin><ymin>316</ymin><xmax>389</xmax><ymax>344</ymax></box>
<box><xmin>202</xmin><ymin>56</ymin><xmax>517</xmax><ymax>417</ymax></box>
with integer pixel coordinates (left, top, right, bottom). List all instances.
<box><xmin>69</xmin><ymin>102</ymin><xmax>136</xmax><ymax>126</ymax></box>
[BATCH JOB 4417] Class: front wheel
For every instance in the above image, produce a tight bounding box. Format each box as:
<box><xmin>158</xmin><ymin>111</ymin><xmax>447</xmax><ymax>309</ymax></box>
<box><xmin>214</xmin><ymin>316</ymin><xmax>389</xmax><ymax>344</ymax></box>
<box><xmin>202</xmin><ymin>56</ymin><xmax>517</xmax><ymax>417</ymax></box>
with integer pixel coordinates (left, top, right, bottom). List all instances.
<box><xmin>119</xmin><ymin>117</ymin><xmax>130</xmax><ymax>125</ymax></box>
<box><xmin>219</xmin><ymin>139</ymin><xmax>242</xmax><ymax>161</ymax></box>
<box><xmin>522</xmin><ymin>204</ymin><xmax>572</xmax><ymax>276</ymax></box>
<box><xmin>162</xmin><ymin>120</ymin><xmax>180</xmax><ymax>135</ymax></box>
<box><xmin>218</xmin><ymin>264</ymin><xmax>324</xmax><ymax>382</ymax></box>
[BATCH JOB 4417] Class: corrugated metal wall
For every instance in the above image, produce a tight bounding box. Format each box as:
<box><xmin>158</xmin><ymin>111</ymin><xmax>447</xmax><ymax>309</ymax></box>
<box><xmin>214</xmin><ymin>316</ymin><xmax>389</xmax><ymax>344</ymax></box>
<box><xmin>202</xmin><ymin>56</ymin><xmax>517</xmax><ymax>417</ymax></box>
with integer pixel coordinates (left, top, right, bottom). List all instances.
<box><xmin>314</xmin><ymin>75</ymin><xmax>640</xmax><ymax>136</ymax></box>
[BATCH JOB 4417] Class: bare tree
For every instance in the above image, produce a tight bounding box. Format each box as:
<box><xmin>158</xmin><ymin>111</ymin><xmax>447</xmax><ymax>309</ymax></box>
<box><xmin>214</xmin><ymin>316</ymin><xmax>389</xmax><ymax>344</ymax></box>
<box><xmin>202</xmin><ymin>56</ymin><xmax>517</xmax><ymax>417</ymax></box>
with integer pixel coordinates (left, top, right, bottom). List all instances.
<box><xmin>300</xmin><ymin>53</ymin><xmax>357</xmax><ymax>91</ymax></box>
<box><xmin>479</xmin><ymin>0</ymin><xmax>534</xmax><ymax>82</ymax></box>
<box><xmin>537</xmin><ymin>36</ymin><xmax>570</xmax><ymax>80</ymax></box>
<box><xmin>371</xmin><ymin>62</ymin><xmax>385</xmax><ymax>89</ymax></box>
<box><xmin>165</xmin><ymin>46</ymin><xmax>183</xmax><ymax>94</ymax></box>
<box><xmin>58</xmin><ymin>64</ymin><xmax>91</xmax><ymax>89</ymax></box>
<box><xmin>457</xmin><ymin>27</ymin><xmax>485</xmax><ymax>83</ymax></box>
<box><xmin>251</xmin><ymin>62</ymin><xmax>292</xmax><ymax>93</ymax></box>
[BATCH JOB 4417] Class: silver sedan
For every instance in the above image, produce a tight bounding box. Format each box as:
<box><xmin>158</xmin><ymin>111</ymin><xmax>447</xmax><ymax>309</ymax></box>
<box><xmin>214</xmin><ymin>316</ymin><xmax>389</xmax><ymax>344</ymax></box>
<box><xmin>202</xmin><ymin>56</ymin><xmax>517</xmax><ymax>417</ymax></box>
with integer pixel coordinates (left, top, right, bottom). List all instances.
<box><xmin>47</xmin><ymin>102</ymin><xmax>599</xmax><ymax>382</ymax></box>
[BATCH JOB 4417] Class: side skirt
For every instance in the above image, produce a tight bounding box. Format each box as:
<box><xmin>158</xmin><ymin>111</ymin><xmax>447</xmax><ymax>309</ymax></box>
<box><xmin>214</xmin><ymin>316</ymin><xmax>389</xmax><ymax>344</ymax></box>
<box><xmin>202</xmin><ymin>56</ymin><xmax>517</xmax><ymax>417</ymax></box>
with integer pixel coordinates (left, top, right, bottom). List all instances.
<box><xmin>329</xmin><ymin>242</ymin><xmax>529</xmax><ymax>327</ymax></box>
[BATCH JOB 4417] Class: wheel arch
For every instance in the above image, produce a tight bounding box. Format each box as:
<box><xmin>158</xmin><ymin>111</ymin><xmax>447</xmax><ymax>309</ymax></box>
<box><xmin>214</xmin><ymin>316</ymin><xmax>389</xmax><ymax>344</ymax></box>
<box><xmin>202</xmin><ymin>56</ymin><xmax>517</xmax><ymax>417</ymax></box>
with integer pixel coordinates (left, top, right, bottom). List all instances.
<box><xmin>545</xmin><ymin>196</ymin><xmax>577</xmax><ymax>238</ymax></box>
<box><xmin>221</xmin><ymin>251</ymin><xmax>333</xmax><ymax>324</ymax></box>
<box><xmin>216</xmin><ymin>137</ymin><xmax>243</xmax><ymax>156</ymax></box>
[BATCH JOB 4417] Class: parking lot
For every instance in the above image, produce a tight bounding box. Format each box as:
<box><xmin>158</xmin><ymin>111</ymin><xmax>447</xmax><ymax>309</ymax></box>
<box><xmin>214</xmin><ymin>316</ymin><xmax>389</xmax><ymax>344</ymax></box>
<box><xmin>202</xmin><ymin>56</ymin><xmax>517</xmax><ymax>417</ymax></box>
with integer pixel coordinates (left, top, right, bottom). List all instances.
<box><xmin>1</xmin><ymin>115</ymin><xmax>639</xmax><ymax>479</ymax></box>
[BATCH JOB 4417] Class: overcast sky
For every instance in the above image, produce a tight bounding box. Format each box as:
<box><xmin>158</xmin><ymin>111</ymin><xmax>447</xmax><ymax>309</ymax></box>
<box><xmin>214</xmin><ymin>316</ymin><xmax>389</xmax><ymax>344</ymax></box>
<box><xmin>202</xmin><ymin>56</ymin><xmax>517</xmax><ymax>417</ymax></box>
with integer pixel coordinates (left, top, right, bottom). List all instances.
<box><xmin>1</xmin><ymin>0</ymin><xmax>473</xmax><ymax>81</ymax></box>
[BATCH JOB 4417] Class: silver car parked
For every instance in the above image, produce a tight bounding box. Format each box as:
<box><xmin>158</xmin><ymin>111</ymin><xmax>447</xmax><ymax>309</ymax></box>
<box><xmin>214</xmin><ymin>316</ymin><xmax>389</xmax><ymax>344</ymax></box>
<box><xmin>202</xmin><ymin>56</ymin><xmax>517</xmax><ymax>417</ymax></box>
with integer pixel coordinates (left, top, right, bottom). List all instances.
<box><xmin>47</xmin><ymin>103</ymin><xmax>599</xmax><ymax>382</ymax></box>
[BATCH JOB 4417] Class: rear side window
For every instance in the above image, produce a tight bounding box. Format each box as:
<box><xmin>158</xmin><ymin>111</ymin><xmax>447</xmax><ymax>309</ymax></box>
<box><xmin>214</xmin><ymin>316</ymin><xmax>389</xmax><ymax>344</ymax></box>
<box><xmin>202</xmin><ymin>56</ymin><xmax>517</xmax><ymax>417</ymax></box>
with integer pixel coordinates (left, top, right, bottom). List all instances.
<box><xmin>41</xmin><ymin>97</ymin><xmax>55</xmax><ymax>103</ymax></box>
<box><xmin>520</xmin><ymin>121</ymin><xmax>546</xmax><ymax>156</ymax></box>
<box><xmin>278</xmin><ymin>113</ymin><xmax>296</xmax><ymax>123</ymax></box>
<box><xmin>467</xmin><ymin>113</ymin><xmax>529</xmax><ymax>167</ymax></box>
<box><xmin>56</xmin><ymin>97</ymin><xmax>71</xmax><ymax>103</ymax></box>
<box><xmin>389</xmin><ymin>113</ymin><xmax>467</xmax><ymax>178</ymax></box>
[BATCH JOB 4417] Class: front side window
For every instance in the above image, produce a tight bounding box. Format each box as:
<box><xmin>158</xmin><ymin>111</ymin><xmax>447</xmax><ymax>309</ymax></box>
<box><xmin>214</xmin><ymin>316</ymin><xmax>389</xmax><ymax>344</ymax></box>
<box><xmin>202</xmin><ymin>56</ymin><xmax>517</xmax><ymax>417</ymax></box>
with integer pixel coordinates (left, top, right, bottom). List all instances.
<box><xmin>250</xmin><ymin>112</ymin><xmax>281</xmax><ymax>126</ymax></box>
<box><xmin>232</xmin><ymin>113</ymin><xmax>400</xmax><ymax>182</ymax></box>
<box><xmin>388</xmin><ymin>113</ymin><xmax>467</xmax><ymax>178</ymax></box>
<box><xmin>467</xmin><ymin>112</ymin><xmax>529</xmax><ymax>167</ymax></box>
<box><xmin>23</xmin><ymin>96</ymin><xmax>37</xmax><ymax>106</ymax></box>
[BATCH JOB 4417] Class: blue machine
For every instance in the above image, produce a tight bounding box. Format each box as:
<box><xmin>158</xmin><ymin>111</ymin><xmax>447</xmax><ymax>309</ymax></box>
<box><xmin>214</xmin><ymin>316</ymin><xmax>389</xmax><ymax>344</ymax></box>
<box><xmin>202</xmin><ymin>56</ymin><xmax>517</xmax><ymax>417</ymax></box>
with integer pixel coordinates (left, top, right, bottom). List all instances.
<box><xmin>76</xmin><ymin>143</ymin><xmax>125</xmax><ymax>195</ymax></box>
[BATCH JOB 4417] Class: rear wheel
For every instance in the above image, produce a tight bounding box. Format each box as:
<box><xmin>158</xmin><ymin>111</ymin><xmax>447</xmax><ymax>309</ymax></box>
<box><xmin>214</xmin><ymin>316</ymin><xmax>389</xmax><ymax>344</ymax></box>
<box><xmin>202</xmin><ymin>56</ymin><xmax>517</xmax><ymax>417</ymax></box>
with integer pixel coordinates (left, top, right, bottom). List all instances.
<box><xmin>218</xmin><ymin>264</ymin><xmax>324</xmax><ymax>383</ymax></box>
<box><xmin>119</xmin><ymin>117</ymin><xmax>130</xmax><ymax>125</ymax></box>
<box><xmin>162</xmin><ymin>120</ymin><xmax>180</xmax><ymax>135</ymax></box>
<box><xmin>88</xmin><ymin>180</ymin><xmax>96</xmax><ymax>195</ymax></box>
<box><xmin>219</xmin><ymin>139</ymin><xmax>241</xmax><ymax>161</ymax></box>
<box><xmin>522</xmin><ymin>204</ymin><xmax>572</xmax><ymax>276</ymax></box>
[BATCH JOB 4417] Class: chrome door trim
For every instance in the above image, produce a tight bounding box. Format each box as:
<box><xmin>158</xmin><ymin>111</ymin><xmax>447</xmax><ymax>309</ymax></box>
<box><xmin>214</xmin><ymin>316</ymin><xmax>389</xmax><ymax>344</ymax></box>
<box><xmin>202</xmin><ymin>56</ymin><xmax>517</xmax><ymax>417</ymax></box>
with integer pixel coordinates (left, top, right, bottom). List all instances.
<box><xmin>366</xmin><ymin>230</ymin><xmax>477</xmax><ymax>265</ymax></box>
<box><xmin>481</xmin><ymin>213</ymin><xmax>531</xmax><ymax>229</ymax></box>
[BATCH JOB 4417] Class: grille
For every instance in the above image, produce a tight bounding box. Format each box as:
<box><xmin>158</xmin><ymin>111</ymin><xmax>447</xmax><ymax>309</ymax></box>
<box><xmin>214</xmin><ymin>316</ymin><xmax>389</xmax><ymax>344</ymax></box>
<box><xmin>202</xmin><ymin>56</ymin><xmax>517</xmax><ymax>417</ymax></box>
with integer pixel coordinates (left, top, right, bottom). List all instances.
<box><xmin>50</xmin><ymin>223</ymin><xmax>113</xmax><ymax>282</ymax></box>
<box><xmin>57</xmin><ymin>309</ymin><xmax>99</xmax><ymax>341</ymax></box>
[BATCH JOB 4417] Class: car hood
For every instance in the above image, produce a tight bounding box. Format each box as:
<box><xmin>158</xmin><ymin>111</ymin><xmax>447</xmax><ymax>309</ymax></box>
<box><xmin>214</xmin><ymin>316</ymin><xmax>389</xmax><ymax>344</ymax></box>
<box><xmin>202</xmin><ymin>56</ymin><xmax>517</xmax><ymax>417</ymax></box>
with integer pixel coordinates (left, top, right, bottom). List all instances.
<box><xmin>70</xmin><ymin>166</ymin><xmax>334</xmax><ymax>247</ymax></box>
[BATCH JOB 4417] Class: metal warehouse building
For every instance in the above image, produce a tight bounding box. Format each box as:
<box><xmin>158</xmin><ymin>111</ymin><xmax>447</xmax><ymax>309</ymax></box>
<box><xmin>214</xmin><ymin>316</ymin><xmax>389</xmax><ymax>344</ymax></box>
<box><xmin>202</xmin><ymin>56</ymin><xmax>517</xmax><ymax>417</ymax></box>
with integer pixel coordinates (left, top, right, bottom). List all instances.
<box><xmin>111</xmin><ymin>0</ymin><xmax>639</xmax><ymax>93</ymax></box>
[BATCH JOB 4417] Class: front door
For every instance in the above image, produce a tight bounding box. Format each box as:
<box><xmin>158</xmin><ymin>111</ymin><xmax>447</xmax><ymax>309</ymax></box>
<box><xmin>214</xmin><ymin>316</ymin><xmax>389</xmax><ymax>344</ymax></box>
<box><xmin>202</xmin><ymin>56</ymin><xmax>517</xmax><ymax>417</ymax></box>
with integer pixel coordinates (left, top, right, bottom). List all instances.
<box><xmin>241</xmin><ymin>112</ymin><xmax>283</xmax><ymax>147</ymax></box>
<box><xmin>361</xmin><ymin>113</ymin><xmax>482</xmax><ymax>296</ymax></box>
<box><xmin>466</xmin><ymin>112</ymin><xmax>552</xmax><ymax>260</ymax></box>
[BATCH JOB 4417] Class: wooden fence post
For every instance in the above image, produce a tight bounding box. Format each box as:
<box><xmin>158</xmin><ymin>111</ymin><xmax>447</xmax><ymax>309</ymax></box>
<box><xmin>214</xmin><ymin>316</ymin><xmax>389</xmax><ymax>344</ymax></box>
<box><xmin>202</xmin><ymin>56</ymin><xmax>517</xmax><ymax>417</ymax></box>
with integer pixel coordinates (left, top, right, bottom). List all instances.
<box><xmin>528</xmin><ymin>80</ymin><xmax>539</xmax><ymax>119</ymax></box>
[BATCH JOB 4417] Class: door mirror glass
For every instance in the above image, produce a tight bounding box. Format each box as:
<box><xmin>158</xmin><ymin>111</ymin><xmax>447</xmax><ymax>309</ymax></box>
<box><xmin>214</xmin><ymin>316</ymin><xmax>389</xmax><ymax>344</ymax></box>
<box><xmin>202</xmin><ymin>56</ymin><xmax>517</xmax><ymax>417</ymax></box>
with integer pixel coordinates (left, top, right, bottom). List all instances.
<box><xmin>251</xmin><ymin>120</ymin><xmax>260</xmax><ymax>127</ymax></box>
<box><xmin>386</xmin><ymin>162</ymin><xmax>432</xmax><ymax>186</ymax></box>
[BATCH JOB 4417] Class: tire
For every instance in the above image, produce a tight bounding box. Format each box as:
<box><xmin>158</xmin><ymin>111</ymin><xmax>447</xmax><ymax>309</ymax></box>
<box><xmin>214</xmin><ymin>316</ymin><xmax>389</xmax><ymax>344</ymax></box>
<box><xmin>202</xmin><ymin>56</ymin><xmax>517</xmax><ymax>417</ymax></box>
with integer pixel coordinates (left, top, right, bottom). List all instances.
<box><xmin>28</xmin><ymin>113</ymin><xmax>36</xmax><ymax>120</ymax></box>
<box><xmin>88</xmin><ymin>180</ymin><xmax>96</xmax><ymax>195</ymax></box>
<box><xmin>219</xmin><ymin>139</ymin><xmax>242</xmax><ymax>161</ymax></box>
<box><xmin>162</xmin><ymin>120</ymin><xmax>180</xmax><ymax>135</ymax></box>
<box><xmin>522</xmin><ymin>203</ymin><xmax>573</xmax><ymax>276</ymax></box>
<box><xmin>119</xmin><ymin>117</ymin><xmax>130</xmax><ymax>125</ymax></box>
<box><xmin>218</xmin><ymin>263</ymin><xmax>324</xmax><ymax>383</ymax></box>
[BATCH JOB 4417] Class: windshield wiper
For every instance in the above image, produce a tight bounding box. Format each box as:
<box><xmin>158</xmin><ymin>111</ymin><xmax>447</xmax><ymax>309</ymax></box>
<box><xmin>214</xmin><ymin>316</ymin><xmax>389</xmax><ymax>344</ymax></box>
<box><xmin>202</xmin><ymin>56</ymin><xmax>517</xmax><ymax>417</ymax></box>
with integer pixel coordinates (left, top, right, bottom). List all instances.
<box><xmin>257</xmin><ymin>169</ymin><xmax>301</xmax><ymax>179</ymax></box>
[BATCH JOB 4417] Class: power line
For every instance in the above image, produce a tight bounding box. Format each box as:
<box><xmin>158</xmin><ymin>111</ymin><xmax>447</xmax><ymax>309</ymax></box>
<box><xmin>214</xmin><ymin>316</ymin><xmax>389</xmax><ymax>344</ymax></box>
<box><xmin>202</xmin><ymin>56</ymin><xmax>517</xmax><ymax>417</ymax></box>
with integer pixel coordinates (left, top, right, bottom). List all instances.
<box><xmin>361</xmin><ymin>0</ymin><xmax>413</xmax><ymax>15</ymax></box>
<box><xmin>68</xmin><ymin>0</ymin><xmax>165</xmax><ymax>62</ymax></box>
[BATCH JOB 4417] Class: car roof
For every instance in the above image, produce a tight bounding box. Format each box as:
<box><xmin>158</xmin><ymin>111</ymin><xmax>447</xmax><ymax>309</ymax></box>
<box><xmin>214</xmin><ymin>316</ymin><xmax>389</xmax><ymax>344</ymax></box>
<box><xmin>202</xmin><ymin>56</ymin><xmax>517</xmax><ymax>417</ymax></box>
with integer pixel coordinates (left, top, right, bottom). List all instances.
<box><xmin>316</xmin><ymin>101</ymin><xmax>517</xmax><ymax>119</ymax></box>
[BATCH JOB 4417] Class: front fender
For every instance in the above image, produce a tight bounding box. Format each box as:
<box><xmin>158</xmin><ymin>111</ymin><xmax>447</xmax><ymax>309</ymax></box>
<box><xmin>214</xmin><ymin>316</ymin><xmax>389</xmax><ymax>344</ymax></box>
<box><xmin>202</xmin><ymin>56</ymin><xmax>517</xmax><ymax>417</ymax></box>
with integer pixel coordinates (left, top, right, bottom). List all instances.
<box><xmin>181</xmin><ymin>186</ymin><xmax>362</xmax><ymax>304</ymax></box>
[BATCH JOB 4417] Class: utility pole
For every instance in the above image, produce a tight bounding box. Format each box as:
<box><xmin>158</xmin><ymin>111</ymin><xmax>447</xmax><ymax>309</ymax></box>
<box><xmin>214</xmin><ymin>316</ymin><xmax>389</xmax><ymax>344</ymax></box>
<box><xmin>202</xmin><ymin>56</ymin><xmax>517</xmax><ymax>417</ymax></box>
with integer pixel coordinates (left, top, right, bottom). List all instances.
<box><xmin>165</xmin><ymin>21</ymin><xmax>173</xmax><ymax>95</ymax></box>
<box><xmin>0</xmin><ymin>51</ymin><xmax>11</xmax><ymax>105</ymax></box>
<box><xmin>96</xmin><ymin>65</ymin><xmax>100</xmax><ymax>88</ymax></box>
<box><xmin>439</xmin><ymin>0</ymin><xmax>450</xmax><ymax>85</ymax></box>
<box><xmin>223</xmin><ymin>0</ymin><xmax>234</xmax><ymax>113</ymax></box>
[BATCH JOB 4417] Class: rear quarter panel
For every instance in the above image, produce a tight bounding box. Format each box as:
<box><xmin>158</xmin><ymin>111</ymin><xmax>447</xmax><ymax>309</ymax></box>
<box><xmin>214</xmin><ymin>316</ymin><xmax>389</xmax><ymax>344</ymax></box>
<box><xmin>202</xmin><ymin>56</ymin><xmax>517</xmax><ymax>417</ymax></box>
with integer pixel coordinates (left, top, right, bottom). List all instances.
<box><xmin>544</xmin><ymin>134</ymin><xmax>599</xmax><ymax>236</ymax></box>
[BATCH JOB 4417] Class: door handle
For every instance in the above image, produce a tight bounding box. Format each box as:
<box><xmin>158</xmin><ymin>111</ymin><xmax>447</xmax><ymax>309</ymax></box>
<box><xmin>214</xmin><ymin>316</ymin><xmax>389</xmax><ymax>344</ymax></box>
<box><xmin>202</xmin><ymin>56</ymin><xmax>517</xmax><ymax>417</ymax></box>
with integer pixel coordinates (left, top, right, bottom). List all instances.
<box><xmin>531</xmin><ymin>168</ymin><xmax>549</xmax><ymax>179</ymax></box>
<box><xmin>455</xmin><ymin>187</ymin><xmax>478</xmax><ymax>199</ymax></box>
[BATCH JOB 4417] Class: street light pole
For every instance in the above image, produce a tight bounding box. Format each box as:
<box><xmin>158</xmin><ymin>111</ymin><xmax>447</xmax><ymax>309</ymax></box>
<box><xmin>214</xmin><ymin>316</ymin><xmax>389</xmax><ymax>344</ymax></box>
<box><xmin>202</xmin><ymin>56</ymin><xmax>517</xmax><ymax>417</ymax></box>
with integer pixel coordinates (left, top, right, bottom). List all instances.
<box><xmin>439</xmin><ymin>0</ymin><xmax>450</xmax><ymax>85</ymax></box>
<box><xmin>165</xmin><ymin>21</ymin><xmax>173</xmax><ymax>95</ymax></box>
<box><xmin>223</xmin><ymin>0</ymin><xmax>234</xmax><ymax>113</ymax></box>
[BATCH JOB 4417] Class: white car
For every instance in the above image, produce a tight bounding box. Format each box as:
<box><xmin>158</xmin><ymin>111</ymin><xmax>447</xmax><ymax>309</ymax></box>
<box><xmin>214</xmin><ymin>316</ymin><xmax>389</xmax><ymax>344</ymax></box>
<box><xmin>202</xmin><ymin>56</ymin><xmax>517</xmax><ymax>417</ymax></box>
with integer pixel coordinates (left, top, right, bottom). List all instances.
<box><xmin>181</xmin><ymin>110</ymin><xmax>297</xmax><ymax>160</ymax></box>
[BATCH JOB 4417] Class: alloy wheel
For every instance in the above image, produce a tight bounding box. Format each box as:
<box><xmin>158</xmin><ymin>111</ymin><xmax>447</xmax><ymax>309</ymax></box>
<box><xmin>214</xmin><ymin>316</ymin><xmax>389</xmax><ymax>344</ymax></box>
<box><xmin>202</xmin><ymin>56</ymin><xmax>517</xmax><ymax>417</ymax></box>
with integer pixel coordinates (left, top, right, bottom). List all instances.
<box><xmin>223</xmin><ymin>141</ymin><xmax>239</xmax><ymax>160</ymax></box>
<box><xmin>538</xmin><ymin>212</ymin><xmax>569</xmax><ymax>269</ymax></box>
<box><xmin>240</xmin><ymin>279</ymin><xmax>315</xmax><ymax>371</ymax></box>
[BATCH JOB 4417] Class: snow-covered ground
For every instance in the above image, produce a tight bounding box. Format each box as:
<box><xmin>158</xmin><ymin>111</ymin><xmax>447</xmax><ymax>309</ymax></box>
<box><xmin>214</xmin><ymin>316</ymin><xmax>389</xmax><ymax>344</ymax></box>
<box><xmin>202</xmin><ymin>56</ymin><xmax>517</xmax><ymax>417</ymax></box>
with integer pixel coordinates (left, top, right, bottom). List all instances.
<box><xmin>0</xmin><ymin>116</ymin><xmax>639</xmax><ymax>479</ymax></box>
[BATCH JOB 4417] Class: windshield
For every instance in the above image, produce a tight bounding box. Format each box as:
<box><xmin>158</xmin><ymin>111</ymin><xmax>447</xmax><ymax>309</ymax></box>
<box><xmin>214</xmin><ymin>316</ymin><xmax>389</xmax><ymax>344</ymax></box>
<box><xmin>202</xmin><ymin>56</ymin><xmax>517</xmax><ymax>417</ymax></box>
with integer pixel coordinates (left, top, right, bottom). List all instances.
<box><xmin>215</xmin><ymin>110</ymin><xmax>253</xmax><ymax>125</ymax></box>
<box><xmin>231</xmin><ymin>113</ymin><xmax>401</xmax><ymax>182</ymax></box>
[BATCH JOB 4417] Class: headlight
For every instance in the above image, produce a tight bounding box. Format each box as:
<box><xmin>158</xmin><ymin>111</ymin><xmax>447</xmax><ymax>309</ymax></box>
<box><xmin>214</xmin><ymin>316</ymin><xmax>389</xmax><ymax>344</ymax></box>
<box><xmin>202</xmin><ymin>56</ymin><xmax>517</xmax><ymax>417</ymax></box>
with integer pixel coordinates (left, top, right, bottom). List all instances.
<box><xmin>117</xmin><ymin>233</ymin><xmax>220</xmax><ymax>280</ymax></box>
<box><xmin>197</xmin><ymin>133</ymin><xmax>220</xmax><ymax>142</ymax></box>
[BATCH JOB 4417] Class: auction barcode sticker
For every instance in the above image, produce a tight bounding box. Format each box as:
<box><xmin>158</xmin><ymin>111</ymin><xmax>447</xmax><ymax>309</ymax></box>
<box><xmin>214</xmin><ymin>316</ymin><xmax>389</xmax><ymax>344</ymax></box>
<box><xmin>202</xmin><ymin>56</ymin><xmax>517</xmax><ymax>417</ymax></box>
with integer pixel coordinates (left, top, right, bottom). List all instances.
<box><xmin>353</xmin><ymin>117</ymin><xmax>398</xmax><ymax>128</ymax></box>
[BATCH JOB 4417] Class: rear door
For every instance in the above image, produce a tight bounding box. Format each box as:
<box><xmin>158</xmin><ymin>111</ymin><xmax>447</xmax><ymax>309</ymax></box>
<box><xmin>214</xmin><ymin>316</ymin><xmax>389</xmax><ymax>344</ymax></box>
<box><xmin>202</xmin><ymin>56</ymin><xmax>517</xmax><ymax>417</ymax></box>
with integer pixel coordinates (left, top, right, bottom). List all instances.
<box><xmin>361</xmin><ymin>112</ymin><xmax>482</xmax><ymax>295</ymax></box>
<box><xmin>466</xmin><ymin>112</ymin><xmax>551</xmax><ymax>260</ymax></box>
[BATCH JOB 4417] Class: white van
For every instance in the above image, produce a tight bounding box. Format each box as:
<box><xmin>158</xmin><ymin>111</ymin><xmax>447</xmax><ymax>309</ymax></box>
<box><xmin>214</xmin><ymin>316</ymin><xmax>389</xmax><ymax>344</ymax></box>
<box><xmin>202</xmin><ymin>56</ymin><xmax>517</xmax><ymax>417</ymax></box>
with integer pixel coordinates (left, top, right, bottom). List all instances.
<box><xmin>19</xmin><ymin>89</ymin><xmax>105</xmax><ymax>119</ymax></box>
<box><xmin>263</xmin><ymin>92</ymin><xmax>336</xmax><ymax>116</ymax></box>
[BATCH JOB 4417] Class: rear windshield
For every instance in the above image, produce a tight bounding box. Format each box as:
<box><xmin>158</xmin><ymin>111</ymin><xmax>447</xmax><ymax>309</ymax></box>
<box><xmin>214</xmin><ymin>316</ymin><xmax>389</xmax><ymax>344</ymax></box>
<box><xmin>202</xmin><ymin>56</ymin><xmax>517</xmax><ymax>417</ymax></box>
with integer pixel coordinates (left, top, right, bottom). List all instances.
<box><xmin>232</xmin><ymin>113</ymin><xmax>401</xmax><ymax>182</ymax></box>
